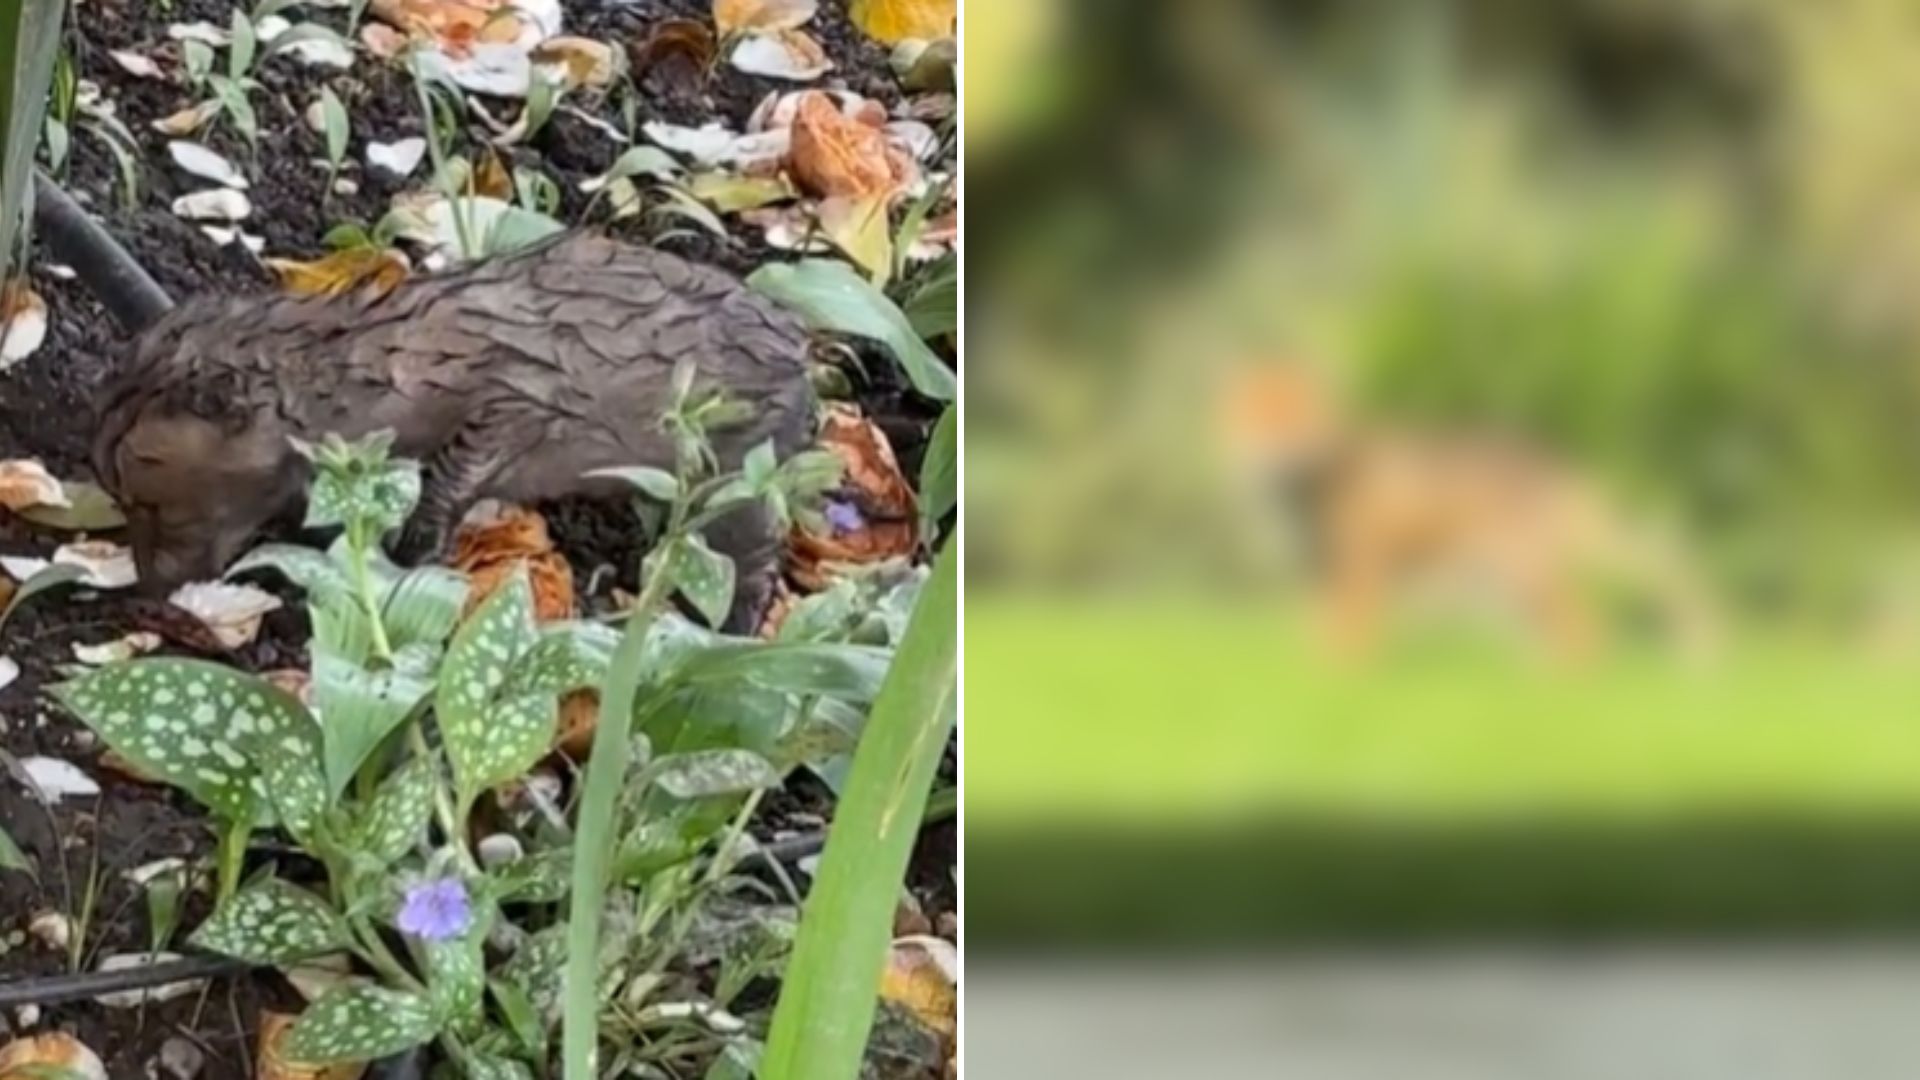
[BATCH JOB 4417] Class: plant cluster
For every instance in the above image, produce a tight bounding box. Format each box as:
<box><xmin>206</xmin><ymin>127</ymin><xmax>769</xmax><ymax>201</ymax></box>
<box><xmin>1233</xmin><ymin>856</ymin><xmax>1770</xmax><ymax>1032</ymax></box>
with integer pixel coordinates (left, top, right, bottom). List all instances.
<box><xmin>179</xmin><ymin>0</ymin><xmax>350</xmax><ymax>149</ymax></box>
<box><xmin>52</xmin><ymin>370</ymin><xmax>928</xmax><ymax>1074</ymax></box>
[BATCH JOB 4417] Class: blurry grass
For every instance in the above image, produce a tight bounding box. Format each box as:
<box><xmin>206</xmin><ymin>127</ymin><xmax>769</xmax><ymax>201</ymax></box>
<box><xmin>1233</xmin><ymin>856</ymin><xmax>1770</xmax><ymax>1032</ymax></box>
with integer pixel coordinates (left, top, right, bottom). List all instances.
<box><xmin>967</xmin><ymin>594</ymin><xmax>1920</xmax><ymax>822</ymax></box>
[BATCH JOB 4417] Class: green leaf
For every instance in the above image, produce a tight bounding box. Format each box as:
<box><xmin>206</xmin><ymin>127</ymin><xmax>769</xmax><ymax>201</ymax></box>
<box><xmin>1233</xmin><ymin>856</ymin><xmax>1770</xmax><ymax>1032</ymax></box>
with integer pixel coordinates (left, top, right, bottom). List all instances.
<box><xmin>426</xmin><ymin>925</ymin><xmax>487</xmax><ymax>1029</ymax></box>
<box><xmin>678</xmin><ymin>533</ymin><xmax>736</xmax><ymax>629</ymax></box>
<box><xmin>497</xmin><ymin>923</ymin><xmax>569</xmax><ymax>1021</ymax></box>
<box><xmin>903</xmin><ymin>256</ymin><xmax>957</xmax><ymax>340</ymax></box>
<box><xmin>309</xmin><ymin>597</ymin><xmax>375</xmax><ymax>665</ymax></box>
<box><xmin>748</xmin><ymin>260</ymin><xmax>956</xmax><ymax>401</ymax></box>
<box><xmin>490</xmin><ymin>846</ymin><xmax>571</xmax><ymax>904</ymax></box>
<box><xmin>466</xmin><ymin>1055</ymin><xmax>535</xmax><ymax>1080</ymax></box>
<box><xmin>351</xmin><ymin>754</ymin><xmax>437</xmax><ymax>866</ymax></box>
<box><xmin>190</xmin><ymin>878</ymin><xmax>346</xmax><ymax>963</ymax></box>
<box><xmin>438</xmin><ymin>570</ymin><xmax>539</xmax><ymax>799</ymax></box>
<box><xmin>0</xmin><ymin>562</ymin><xmax>83</xmax><ymax>636</ymax></box>
<box><xmin>706</xmin><ymin>1041</ymin><xmax>764</xmax><ymax>1080</ymax></box>
<box><xmin>479</xmin><ymin>202</ymin><xmax>566</xmax><ymax>257</ymax></box>
<box><xmin>381</xmin><ymin>566</ymin><xmax>469</xmax><ymax>651</ymax></box>
<box><xmin>505</xmin><ymin>621</ymin><xmax>620</xmax><ymax>699</ymax></box>
<box><xmin>0</xmin><ymin>824</ymin><xmax>31</xmax><ymax>877</ymax></box>
<box><xmin>227</xmin><ymin>544</ymin><xmax>353</xmax><ymax>605</ymax></box>
<box><xmin>677</xmin><ymin>642</ymin><xmax>893</xmax><ymax>702</ymax></box>
<box><xmin>324</xmin><ymin>222</ymin><xmax>371</xmax><ymax>250</ymax></box>
<box><xmin>52</xmin><ymin>660</ymin><xmax>305</xmax><ymax>821</ymax></box>
<box><xmin>314</xmin><ymin>652</ymin><xmax>433</xmax><ymax>795</ymax></box>
<box><xmin>284</xmin><ymin>984</ymin><xmax>440</xmax><ymax>1064</ymax></box>
<box><xmin>238</xmin><ymin>696</ymin><xmax>330</xmax><ymax>845</ymax></box>
<box><xmin>0</xmin><ymin>0</ymin><xmax>69</xmax><ymax>282</ymax></box>
<box><xmin>228</xmin><ymin>8</ymin><xmax>256</xmax><ymax>79</ymax></box>
<box><xmin>919</xmin><ymin>404</ymin><xmax>956</xmax><ymax>539</ymax></box>
<box><xmin>320</xmin><ymin>85</ymin><xmax>349</xmax><ymax>168</ymax></box>
<box><xmin>267</xmin><ymin>22</ymin><xmax>352</xmax><ymax>64</ymax></box>
<box><xmin>589</xmin><ymin>465</ymin><xmax>680</xmax><ymax>503</ymax></box>
<box><xmin>596</xmin><ymin>144</ymin><xmax>681</xmax><ymax>185</ymax></box>
<box><xmin>490</xmin><ymin>978</ymin><xmax>546</xmax><ymax>1058</ymax></box>
<box><xmin>650</xmin><ymin>749</ymin><xmax>781</xmax><ymax>800</ymax></box>
<box><xmin>760</xmin><ymin>547</ymin><xmax>956</xmax><ymax>1080</ymax></box>
<box><xmin>182</xmin><ymin>39</ymin><xmax>214</xmax><ymax>83</ymax></box>
<box><xmin>14</xmin><ymin>481</ymin><xmax>126</xmax><ymax>531</ymax></box>
<box><xmin>305</xmin><ymin>450</ymin><xmax>421</xmax><ymax>534</ymax></box>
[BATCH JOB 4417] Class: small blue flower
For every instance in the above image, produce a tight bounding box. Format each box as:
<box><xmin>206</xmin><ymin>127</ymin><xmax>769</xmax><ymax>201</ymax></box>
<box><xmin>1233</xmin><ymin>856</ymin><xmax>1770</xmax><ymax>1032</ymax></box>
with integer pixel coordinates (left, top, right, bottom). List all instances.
<box><xmin>396</xmin><ymin>878</ymin><xmax>471</xmax><ymax>942</ymax></box>
<box><xmin>823</xmin><ymin>499</ymin><xmax>864</xmax><ymax>536</ymax></box>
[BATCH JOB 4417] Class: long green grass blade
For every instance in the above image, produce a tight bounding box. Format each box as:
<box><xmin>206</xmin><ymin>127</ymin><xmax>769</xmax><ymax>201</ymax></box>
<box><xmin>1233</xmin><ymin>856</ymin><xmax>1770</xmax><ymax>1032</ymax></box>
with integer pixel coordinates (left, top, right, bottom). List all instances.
<box><xmin>0</xmin><ymin>0</ymin><xmax>69</xmax><ymax>275</ymax></box>
<box><xmin>759</xmin><ymin>546</ymin><xmax>957</xmax><ymax>1080</ymax></box>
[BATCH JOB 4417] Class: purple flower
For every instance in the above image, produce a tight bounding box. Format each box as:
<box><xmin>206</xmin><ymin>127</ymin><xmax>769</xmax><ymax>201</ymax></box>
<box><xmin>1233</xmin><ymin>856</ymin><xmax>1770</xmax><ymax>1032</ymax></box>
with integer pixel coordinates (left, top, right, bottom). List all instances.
<box><xmin>823</xmin><ymin>499</ymin><xmax>865</xmax><ymax>536</ymax></box>
<box><xmin>396</xmin><ymin>878</ymin><xmax>471</xmax><ymax>942</ymax></box>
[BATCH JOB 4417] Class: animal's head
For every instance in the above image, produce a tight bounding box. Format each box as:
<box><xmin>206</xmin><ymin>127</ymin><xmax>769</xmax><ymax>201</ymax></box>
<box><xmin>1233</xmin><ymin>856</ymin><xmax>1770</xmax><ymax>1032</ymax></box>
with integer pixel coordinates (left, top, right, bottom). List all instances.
<box><xmin>1218</xmin><ymin>363</ymin><xmax>1346</xmax><ymax>476</ymax></box>
<box><xmin>93</xmin><ymin>371</ymin><xmax>302</xmax><ymax>590</ymax></box>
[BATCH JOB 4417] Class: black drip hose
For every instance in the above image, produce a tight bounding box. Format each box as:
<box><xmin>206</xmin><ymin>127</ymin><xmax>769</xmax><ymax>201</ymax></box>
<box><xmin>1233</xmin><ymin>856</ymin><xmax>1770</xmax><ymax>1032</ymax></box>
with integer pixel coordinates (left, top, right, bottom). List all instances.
<box><xmin>30</xmin><ymin>171</ymin><xmax>174</xmax><ymax>333</ymax></box>
<box><xmin>0</xmin><ymin>952</ymin><xmax>248</xmax><ymax>1009</ymax></box>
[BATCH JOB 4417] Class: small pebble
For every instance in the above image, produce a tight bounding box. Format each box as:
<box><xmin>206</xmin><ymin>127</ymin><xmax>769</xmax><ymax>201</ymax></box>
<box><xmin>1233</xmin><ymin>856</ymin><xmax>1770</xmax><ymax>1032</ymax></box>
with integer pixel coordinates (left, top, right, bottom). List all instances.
<box><xmin>28</xmin><ymin>911</ymin><xmax>70</xmax><ymax>951</ymax></box>
<box><xmin>6</xmin><ymin>929</ymin><xmax>26</xmax><ymax>947</ymax></box>
<box><xmin>157</xmin><ymin>1035</ymin><xmax>204</xmax><ymax>1080</ymax></box>
<box><xmin>13</xmin><ymin>1003</ymin><xmax>38</xmax><ymax>1028</ymax></box>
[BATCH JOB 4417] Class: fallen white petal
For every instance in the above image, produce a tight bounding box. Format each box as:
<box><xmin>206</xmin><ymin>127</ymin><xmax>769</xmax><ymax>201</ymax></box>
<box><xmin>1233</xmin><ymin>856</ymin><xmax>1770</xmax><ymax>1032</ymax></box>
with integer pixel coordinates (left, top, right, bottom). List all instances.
<box><xmin>0</xmin><ymin>287</ymin><xmax>47</xmax><ymax>366</ymax></box>
<box><xmin>643</xmin><ymin>121</ymin><xmax>741</xmax><ymax>165</ymax></box>
<box><xmin>167</xmin><ymin>141</ymin><xmax>248</xmax><ymax>190</ymax></box>
<box><xmin>124</xmin><ymin>857</ymin><xmax>189</xmax><ymax>886</ymax></box>
<box><xmin>171</xmin><ymin>188</ymin><xmax>251</xmax><ymax>222</ymax></box>
<box><xmin>886</xmin><ymin>120</ymin><xmax>939</xmax><ymax>162</ymax></box>
<box><xmin>28</xmin><ymin>911</ymin><xmax>71</xmax><ymax>950</ymax></box>
<box><xmin>0</xmin><ymin>657</ymin><xmax>17</xmax><ymax>693</ymax></box>
<box><xmin>367</xmin><ymin>137</ymin><xmax>427</xmax><ymax>179</ymax></box>
<box><xmin>283</xmin><ymin>35</ymin><xmax>355</xmax><ymax>69</ymax></box>
<box><xmin>72</xmin><ymin>631</ymin><xmax>162</xmax><ymax>665</ymax></box>
<box><xmin>20</xmin><ymin>756</ymin><xmax>100</xmax><ymax>802</ymax></box>
<box><xmin>416</xmin><ymin>42</ymin><xmax>534</xmax><ymax>98</ymax></box>
<box><xmin>45</xmin><ymin>540</ymin><xmax>138</xmax><ymax>589</ymax></box>
<box><xmin>0</xmin><ymin>459</ymin><xmax>69</xmax><ymax>510</ymax></box>
<box><xmin>167</xmin><ymin>21</ymin><xmax>230</xmax><ymax>46</ymax></box>
<box><xmin>255</xmin><ymin>14</ymin><xmax>291</xmax><ymax>42</ymax></box>
<box><xmin>106</xmin><ymin>50</ymin><xmax>167</xmax><ymax>80</ymax></box>
<box><xmin>729</xmin><ymin>31</ymin><xmax>833</xmax><ymax>82</ymax></box>
<box><xmin>93</xmin><ymin>953</ymin><xmax>205</xmax><ymax>1008</ymax></box>
<box><xmin>168</xmin><ymin>581</ymin><xmax>282</xmax><ymax>649</ymax></box>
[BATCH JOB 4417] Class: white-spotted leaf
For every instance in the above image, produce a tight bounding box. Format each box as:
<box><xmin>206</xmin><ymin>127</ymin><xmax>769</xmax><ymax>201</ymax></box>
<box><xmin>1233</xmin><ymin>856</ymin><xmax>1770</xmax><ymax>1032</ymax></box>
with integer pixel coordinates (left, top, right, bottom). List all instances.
<box><xmin>437</xmin><ymin>570</ymin><xmax>537</xmax><ymax>798</ymax></box>
<box><xmin>238</xmin><ymin>701</ymin><xmax>329</xmax><ymax>845</ymax></box>
<box><xmin>651</xmin><ymin>749</ymin><xmax>782</xmax><ymax>800</ymax></box>
<box><xmin>314</xmin><ymin>653</ymin><xmax>434</xmax><ymax>794</ymax></box>
<box><xmin>52</xmin><ymin>661</ymin><xmax>305</xmax><ymax>821</ymax></box>
<box><xmin>352</xmin><ymin>755</ymin><xmax>437</xmax><ymax>866</ymax></box>
<box><xmin>466</xmin><ymin>1055</ymin><xmax>535</xmax><ymax>1080</ymax></box>
<box><xmin>679</xmin><ymin>533</ymin><xmax>736</xmax><ymax>628</ymax></box>
<box><xmin>381</xmin><ymin>566</ymin><xmax>469</xmax><ymax>651</ymax></box>
<box><xmin>426</xmin><ymin>928</ymin><xmax>486</xmax><ymax>1029</ymax></box>
<box><xmin>283</xmin><ymin>984</ymin><xmax>439</xmax><ymax>1063</ymax></box>
<box><xmin>306</xmin><ymin>457</ymin><xmax>421</xmax><ymax>534</ymax></box>
<box><xmin>308</xmin><ymin>597</ymin><xmax>375</xmax><ymax>665</ymax></box>
<box><xmin>504</xmin><ymin>621</ymin><xmax>620</xmax><ymax>699</ymax></box>
<box><xmin>190</xmin><ymin>878</ymin><xmax>346</xmax><ymax>963</ymax></box>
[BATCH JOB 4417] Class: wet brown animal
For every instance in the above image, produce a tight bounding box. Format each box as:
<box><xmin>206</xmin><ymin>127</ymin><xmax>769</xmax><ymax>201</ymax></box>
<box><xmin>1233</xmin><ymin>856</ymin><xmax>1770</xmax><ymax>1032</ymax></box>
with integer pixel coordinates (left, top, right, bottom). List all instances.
<box><xmin>92</xmin><ymin>232</ymin><xmax>815</xmax><ymax>628</ymax></box>
<box><xmin>1221</xmin><ymin>365</ymin><xmax>1717</xmax><ymax>661</ymax></box>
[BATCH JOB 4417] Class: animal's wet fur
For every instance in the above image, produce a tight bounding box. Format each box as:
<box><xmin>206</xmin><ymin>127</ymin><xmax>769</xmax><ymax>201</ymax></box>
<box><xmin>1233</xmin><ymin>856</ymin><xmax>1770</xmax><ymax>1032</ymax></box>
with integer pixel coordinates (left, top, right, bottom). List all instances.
<box><xmin>92</xmin><ymin>232</ymin><xmax>815</xmax><ymax>628</ymax></box>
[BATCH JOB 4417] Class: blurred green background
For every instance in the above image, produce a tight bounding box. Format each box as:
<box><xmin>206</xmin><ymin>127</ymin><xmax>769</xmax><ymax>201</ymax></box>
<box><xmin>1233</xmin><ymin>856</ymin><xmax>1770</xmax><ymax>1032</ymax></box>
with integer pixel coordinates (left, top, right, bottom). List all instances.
<box><xmin>965</xmin><ymin>0</ymin><xmax>1920</xmax><ymax>935</ymax></box>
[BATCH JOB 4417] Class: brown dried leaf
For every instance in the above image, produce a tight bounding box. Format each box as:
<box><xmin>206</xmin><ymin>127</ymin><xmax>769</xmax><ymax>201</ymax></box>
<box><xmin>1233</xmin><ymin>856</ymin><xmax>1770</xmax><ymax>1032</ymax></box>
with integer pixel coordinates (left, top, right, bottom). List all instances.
<box><xmin>0</xmin><ymin>459</ymin><xmax>67</xmax><ymax>512</ymax></box>
<box><xmin>264</xmin><ymin>248</ymin><xmax>411</xmax><ymax>299</ymax></box>
<box><xmin>371</xmin><ymin>0</ymin><xmax>536</xmax><ymax>55</ymax></box>
<box><xmin>788</xmin><ymin>404</ymin><xmax>917</xmax><ymax>590</ymax></box>
<box><xmin>629</xmin><ymin>18</ymin><xmax>716</xmax><ymax>96</ymax></box>
<box><xmin>556</xmin><ymin>688</ymin><xmax>597</xmax><ymax>757</ymax></box>
<box><xmin>849</xmin><ymin>0</ymin><xmax>955</xmax><ymax>45</ymax></box>
<box><xmin>531</xmin><ymin>35</ymin><xmax>620</xmax><ymax>88</ymax></box>
<box><xmin>472</xmin><ymin>148</ymin><xmax>513</xmax><ymax>199</ymax></box>
<box><xmin>817</xmin><ymin>194</ymin><xmax>894</xmax><ymax>282</ymax></box>
<box><xmin>790</xmin><ymin>91</ymin><xmax>901</xmax><ymax>200</ymax></box>
<box><xmin>0</xmin><ymin>1032</ymin><xmax>109</xmax><ymax>1080</ymax></box>
<box><xmin>450</xmin><ymin>505</ymin><xmax>575</xmax><ymax>621</ymax></box>
<box><xmin>152</xmin><ymin>99</ymin><xmax>223</xmax><ymax>136</ymax></box>
<box><xmin>879</xmin><ymin>935</ymin><xmax>957</xmax><ymax>1040</ymax></box>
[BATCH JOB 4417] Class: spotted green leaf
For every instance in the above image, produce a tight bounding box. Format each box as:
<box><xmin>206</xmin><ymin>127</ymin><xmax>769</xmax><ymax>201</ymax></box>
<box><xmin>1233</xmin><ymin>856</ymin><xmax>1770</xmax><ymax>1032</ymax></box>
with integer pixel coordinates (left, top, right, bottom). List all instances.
<box><xmin>466</xmin><ymin>1055</ymin><xmax>535</xmax><ymax>1080</ymax></box>
<box><xmin>504</xmin><ymin>621</ymin><xmax>620</xmax><ymax>699</ymax></box>
<box><xmin>238</xmin><ymin>699</ymin><xmax>329</xmax><ymax>846</ymax></box>
<box><xmin>437</xmin><ymin>570</ymin><xmax>537</xmax><ymax>799</ymax></box>
<box><xmin>462</xmin><ymin>691</ymin><xmax>558</xmax><ymax>798</ymax></box>
<box><xmin>491</xmin><ymin>846</ymin><xmax>572</xmax><ymax>904</ymax></box>
<box><xmin>190</xmin><ymin>878</ymin><xmax>346</xmax><ymax>963</ymax></box>
<box><xmin>227</xmin><ymin>543</ymin><xmax>352</xmax><ymax>606</ymax></box>
<box><xmin>381</xmin><ymin>566</ymin><xmax>469</xmax><ymax>651</ymax></box>
<box><xmin>52</xmin><ymin>660</ymin><xmax>303</xmax><ymax>821</ymax></box>
<box><xmin>650</xmin><ymin>749</ymin><xmax>781</xmax><ymax>800</ymax></box>
<box><xmin>497</xmin><ymin>924</ymin><xmax>569</xmax><ymax>1021</ymax></box>
<box><xmin>306</xmin><ymin>456</ymin><xmax>422</xmax><ymax>535</ymax></box>
<box><xmin>315</xmin><ymin>652</ymin><xmax>434</xmax><ymax>794</ymax></box>
<box><xmin>426</xmin><ymin>926</ymin><xmax>487</xmax><ymax>1030</ymax></box>
<box><xmin>351</xmin><ymin>754</ymin><xmax>437</xmax><ymax>866</ymax></box>
<box><xmin>284</xmin><ymin>984</ymin><xmax>440</xmax><ymax>1064</ymax></box>
<box><xmin>642</xmin><ymin>534</ymin><xmax>736</xmax><ymax>628</ymax></box>
<box><xmin>676</xmin><ymin>642</ymin><xmax>893</xmax><ymax>702</ymax></box>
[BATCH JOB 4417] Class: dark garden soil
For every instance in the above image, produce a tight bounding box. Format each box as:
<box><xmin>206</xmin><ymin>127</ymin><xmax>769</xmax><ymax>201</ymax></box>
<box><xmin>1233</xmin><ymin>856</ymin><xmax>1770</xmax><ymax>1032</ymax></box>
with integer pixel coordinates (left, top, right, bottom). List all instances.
<box><xmin>0</xmin><ymin>0</ymin><xmax>955</xmax><ymax>1072</ymax></box>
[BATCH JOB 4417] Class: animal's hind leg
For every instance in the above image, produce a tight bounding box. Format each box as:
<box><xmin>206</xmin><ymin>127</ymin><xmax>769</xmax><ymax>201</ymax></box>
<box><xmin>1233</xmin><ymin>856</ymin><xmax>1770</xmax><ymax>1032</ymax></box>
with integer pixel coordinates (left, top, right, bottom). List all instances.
<box><xmin>702</xmin><ymin>499</ymin><xmax>783</xmax><ymax>634</ymax></box>
<box><xmin>394</xmin><ymin>427</ymin><xmax>509</xmax><ymax>565</ymax></box>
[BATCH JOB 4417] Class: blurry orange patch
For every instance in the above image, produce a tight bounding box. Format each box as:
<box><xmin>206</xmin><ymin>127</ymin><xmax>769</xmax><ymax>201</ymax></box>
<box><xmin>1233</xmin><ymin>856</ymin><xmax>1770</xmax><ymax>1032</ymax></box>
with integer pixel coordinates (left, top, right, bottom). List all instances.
<box><xmin>472</xmin><ymin>147</ymin><xmax>514</xmax><ymax>199</ymax></box>
<box><xmin>449</xmin><ymin>505</ymin><xmax>575</xmax><ymax>621</ymax></box>
<box><xmin>556</xmin><ymin>689</ymin><xmax>597</xmax><ymax>757</ymax></box>
<box><xmin>879</xmin><ymin>934</ymin><xmax>957</xmax><ymax>1076</ymax></box>
<box><xmin>265</xmin><ymin>248</ymin><xmax>411</xmax><ymax>299</ymax></box>
<box><xmin>372</xmin><ymin>0</ymin><xmax>531</xmax><ymax>56</ymax></box>
<box><xmin>790</xmin><ymin>91</ymin><xmax>904</xmax><ymax>200</ymax></box>
<box><xmin>788</xmin><ymin>404</ymin><xmax>917</xmax><ymax>590</ymax></box>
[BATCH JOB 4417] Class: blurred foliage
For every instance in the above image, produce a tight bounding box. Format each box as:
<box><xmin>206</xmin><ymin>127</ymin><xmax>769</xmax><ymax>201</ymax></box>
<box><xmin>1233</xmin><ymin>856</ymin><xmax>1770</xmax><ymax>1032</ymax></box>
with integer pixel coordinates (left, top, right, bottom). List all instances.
<box><xmin>969</xmin><ymin>0</ymin><xmax>1920</xmax><ymax>625</ymax></box>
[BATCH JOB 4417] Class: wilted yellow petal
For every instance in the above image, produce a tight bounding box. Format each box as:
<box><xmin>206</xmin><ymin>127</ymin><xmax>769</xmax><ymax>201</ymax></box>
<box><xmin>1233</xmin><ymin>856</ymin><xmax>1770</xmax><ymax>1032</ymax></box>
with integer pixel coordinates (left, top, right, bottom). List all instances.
<box><xmin>714</xmin><ymin>0</ymin><xmax>818</xmax><ymax>37</ymax></box>
<box><xmin>264</xmin><ymin>248</ymin><xmax>411</xmax><ymax>299</ymax></box>
<box><xmin>878</xmin><ymin>935</ymin><xmax>957</xmax><ymax>1041</ymax></box>
<box><xmin>531</xmin><ymin>35</ymin><xmax>620</xmax><ymax>88</ymax></box>
<box><xmin>818</xmin><ymin>194</ymin><xmax>894</xmax><ymax>284</ymax></box>
<box><xmin>848</xmin><ymin>0</ymin><xmax>954</xmax><ymax>45</ymax></box>
<box><xmin>688</xmin><ymin>170</ymin><xmax>796</xmax><ymax>213</ymax></box>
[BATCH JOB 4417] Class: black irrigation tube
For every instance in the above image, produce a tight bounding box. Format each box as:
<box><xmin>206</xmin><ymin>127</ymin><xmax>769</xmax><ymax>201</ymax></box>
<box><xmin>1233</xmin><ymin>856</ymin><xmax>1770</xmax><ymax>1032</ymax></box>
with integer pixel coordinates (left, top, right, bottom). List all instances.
<box><xmin>31</xmin><ymin>171</ymin><xmax>175</xmax><ymax>333</ymax></box>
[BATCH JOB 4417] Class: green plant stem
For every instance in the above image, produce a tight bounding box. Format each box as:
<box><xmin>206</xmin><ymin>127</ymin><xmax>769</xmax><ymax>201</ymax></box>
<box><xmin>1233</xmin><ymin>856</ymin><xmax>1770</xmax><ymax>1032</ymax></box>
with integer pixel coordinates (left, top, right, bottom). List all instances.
<box><xmin>350</xmin><ymin>914</ymin><xmax>424</xmax><ymax>994</ymax></box>
<box><xmin>561</xmin><ymin>536</ymin><xmax>683</xmax><ymax>1078</ymax></box>
<box><xmin>347</xmin><ymin>524</ymin><xmax>394</xmax><ymax>663</ymax></box>
<box><xmin>759</xmin><ymin>546</ymin><xmax>957</xmax><ymax>1080</ymax></box>
<box><xmin>214</xmin><ymin>818</ymin><xmax>250</xmax><ymax>903</ymax></box>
